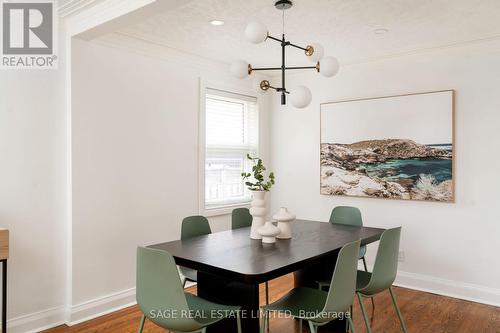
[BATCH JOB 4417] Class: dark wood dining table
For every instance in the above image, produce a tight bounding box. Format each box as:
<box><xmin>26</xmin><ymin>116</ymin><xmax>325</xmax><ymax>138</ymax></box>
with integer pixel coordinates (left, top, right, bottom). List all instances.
<box><xmin>148</xmin><ymin>219</ymin><xmax>385</xmax><ymax>333</ymax></box>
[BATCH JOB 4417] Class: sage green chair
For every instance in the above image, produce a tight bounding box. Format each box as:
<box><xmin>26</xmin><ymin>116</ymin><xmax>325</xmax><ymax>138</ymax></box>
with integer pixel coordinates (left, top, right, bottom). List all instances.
<box><xmin>231</xmin><ymin>207</ymin><xmax>252</xmax><ymax>229</ymax></box>
<box><xmin>330</xmin><ymin>206</ymin><xmax>368</xmax><ymax>271</ymax></box>
<box><xmin>261</xmin><ymin>240</ymin><xmax>361</xmax><ymax>333</ymax></box>
<box><xmin>179</xmin><ymin>216</ymin><xmax>212</xmax><ymax>288</ymax></box>
<box><xmin>137</xmin><ymin>247</ymin><xmax>242</xmax><ymax>333</ymax></box>
<box><xmin>318</xmin><ymin>207</ymin><xmax>374</xmax><ymax>307</ymax></box>
<box><xmin>356</xmin><ymin>227</ymin><xmax>407</xmax><ymax>333</ymax></box>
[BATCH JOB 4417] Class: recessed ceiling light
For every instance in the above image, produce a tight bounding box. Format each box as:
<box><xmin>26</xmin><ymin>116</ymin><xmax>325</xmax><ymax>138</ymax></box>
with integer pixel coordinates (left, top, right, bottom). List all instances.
<box><xmin>210</xmin><ymin>20</ymin><xmax>225</xmax><ymax>26</ymax></box>
<box><xmin>374</xmin><ymin>28</ymin><xmax>389</xmax><ymax>35</ymax></box>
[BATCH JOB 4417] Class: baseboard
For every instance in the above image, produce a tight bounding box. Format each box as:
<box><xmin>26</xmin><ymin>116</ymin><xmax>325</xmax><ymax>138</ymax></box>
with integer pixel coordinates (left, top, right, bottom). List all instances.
<box><xmin>358</xmin><ymin>263</ymin><xmax>500</xmax><ymax>307</ymax></box>
<box><xmin>7</xmin><ymin>306</ymin><xmax>66</xmax><ymax>333</ymax></box>
<box><xmin>68</xmin><ymin>281</ymin><xmax>196</xmax><ymax>326</ymax></box>
<box><xmin>394</xmin><ymin>270</ymin><xmax>500</xmax><ymax>307</ymax></box>
<box><xmin>68</xmin><ymin>287</ymin><xmax>136</xmax><ymax>325</ymax></box>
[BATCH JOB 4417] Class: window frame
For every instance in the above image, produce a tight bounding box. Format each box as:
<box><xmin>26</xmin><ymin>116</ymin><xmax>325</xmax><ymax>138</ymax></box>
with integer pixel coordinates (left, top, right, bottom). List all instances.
<box><xmin>198</xmin><ymin>78</ymin><xmax>261</xmax><ymax>217</ymax></box>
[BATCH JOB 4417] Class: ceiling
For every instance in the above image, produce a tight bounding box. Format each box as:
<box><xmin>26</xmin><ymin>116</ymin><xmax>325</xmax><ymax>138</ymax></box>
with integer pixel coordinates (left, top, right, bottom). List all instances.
<box><xmin>102</xmin><ymin>0</ymin><xmax>500</xmax><ymax>67</ymax></box>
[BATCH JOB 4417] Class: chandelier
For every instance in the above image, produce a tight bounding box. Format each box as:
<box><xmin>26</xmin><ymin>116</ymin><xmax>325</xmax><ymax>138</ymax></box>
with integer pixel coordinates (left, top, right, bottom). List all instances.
<box><xmin>230</xmin><ymin>0</ymin><xmax>339</xmax><ymax>108</ymax></box>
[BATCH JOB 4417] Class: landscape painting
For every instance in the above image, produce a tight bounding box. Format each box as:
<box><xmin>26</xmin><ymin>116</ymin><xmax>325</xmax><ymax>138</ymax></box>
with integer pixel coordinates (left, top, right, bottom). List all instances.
<box><xmin>320</xmin><ymin>90</ymin><xmax>454</xmax><ymax>202</ymax></box>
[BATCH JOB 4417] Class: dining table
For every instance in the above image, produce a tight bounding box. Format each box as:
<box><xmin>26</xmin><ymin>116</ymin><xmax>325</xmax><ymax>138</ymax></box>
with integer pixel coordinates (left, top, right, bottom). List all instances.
<box><xmin>148</xmin><ymin>219</ymin><xmax>385</xmax><ymax>333</ymax></box>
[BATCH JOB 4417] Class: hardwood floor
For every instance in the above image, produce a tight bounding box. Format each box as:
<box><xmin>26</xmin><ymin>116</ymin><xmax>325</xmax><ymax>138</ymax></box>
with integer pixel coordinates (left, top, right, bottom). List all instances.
<box><xmin>44</xmin><ymin>274</ymin><xmax>499</xmax><ymax>333</ymax></box>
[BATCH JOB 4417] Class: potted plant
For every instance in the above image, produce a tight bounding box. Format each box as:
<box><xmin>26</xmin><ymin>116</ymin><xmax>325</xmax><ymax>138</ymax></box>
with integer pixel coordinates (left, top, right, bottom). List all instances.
<box><xmin>241</xmin><ymin>155</ymin><xmax>276</xmax><ymax>240</ymax></box>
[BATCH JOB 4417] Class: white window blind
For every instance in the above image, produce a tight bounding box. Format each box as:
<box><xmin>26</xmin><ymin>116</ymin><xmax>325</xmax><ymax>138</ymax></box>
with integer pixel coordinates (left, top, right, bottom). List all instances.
<box><xmin>204</xmin><ymin>88</ymin><xmax>258</xmax><ymax>209</ymax></box>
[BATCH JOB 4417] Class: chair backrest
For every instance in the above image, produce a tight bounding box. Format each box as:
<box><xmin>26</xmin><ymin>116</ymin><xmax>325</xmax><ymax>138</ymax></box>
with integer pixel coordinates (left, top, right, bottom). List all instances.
<box><xmin>329</xmin><ymin>206</ymin><xmax>363</xmax><ymax>227</ymax></box>
<box><xmin>320</xmin><ymin>240</ymin><xmax>361</xmax><ymax>319</ymax></box>
<box><xmin>136</xmin><ymin>247</ymin><xmax>199</xmax><ymax>331</ymax></box>
<box><xmin>361</xmin><ymin>227</ymin><xmax>402</xmax><ymax>295</ymax></box>
<box><xmin>231</xmin><ymin>208</ymin><xmax>252</xmax><ymax>229</ymax></box>
<box><xmin>181</xmin><ymin>215</ymin><xmax>211</xmax><ymax>240</ymax></box>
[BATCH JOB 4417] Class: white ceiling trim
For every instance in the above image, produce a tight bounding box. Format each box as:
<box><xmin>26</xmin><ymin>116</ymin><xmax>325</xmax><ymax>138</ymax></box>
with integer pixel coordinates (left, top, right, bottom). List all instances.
<box><xmin>58</xmin><ymin>0</ymin><xmax>103</xmax><ymax>18</ymax></box>
<box><xmin>342</xmin><ymin>34</ymin><xmax>500</xmax><ymax>67</ymax></box>
<box><xmin>94</xmin><ymin>32</ymin><xmax>234</xmax><ymax>73</ymax></box>
<box><xmin>98</xmin><ymin>31</ymin><xmax>500</xmax><ymax>79</ymax></box>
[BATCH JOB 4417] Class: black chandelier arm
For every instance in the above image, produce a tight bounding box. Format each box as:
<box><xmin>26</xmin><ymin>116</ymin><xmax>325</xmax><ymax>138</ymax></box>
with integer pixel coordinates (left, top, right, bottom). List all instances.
<box><xmin>266</xmin><ymin>34</ymin><xmax>308</xmax><ymax>52</ymax></box>
<box><xmin>286</xmin><ymin>65</ymin><xmax>318</xmax><ymax>70</ymax></box>
<box><xmin>266</xmin><ymin>35</ymin><xmax>282</xmax><ymax>43</ymax></box>
<box><xmin>287</xmin><ymin>42</ymin><xmax>308</xmax><ymax>51</ymax></box>
<box><xmin>252</xmin><ymin>67</ymin><xmax>282</xmax><ymax>71</ymax></box>
<box><xmin>262</xmin><ymin>83</ymin><xmax>290</xmax><ymax>94</ymax></box>
<box><xmin>264</xmin><ymin>84</ymin><xmax>289</xmax><ymax>93</ymax></box>
<box><xmin>251</xmin><ymin>65</ymin><xmax>317</xmax><ymax>72</ymax></box>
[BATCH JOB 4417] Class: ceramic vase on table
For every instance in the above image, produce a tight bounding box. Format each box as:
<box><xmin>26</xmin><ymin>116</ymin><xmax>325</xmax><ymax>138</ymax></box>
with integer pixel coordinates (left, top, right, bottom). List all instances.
<box><xmin>273</xmin><ymin>207</ymin><xmax>296</xmax><ymax>239</ymax></box>
<box><xmin>249</xmin><ymin>190</ymin><xmax>267</xmax><ymax>239</ymax></box>
<box><xmin>258</xmin><ymin>221</ymin><xmax>281</xmax><ymax>244</ymax></box>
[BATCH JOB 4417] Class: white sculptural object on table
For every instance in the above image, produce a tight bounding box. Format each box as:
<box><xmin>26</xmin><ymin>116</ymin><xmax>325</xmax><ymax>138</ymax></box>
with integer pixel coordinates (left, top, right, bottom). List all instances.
<box><xmin>272</xmin><ymin>207</ymin><xmax>296</xmax><ymax>239</ymax></box>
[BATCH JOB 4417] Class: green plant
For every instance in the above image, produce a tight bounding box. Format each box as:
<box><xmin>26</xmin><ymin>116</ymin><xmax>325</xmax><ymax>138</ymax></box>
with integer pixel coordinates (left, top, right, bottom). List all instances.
<box><xmin>241</xmin><ymin>154</ymin><xmax>275</xmax><ymax>191</ymax></box>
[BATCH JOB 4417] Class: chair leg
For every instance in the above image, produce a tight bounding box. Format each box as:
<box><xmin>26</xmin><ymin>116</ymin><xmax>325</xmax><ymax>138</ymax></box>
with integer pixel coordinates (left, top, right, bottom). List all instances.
<box><xmin>236</xmin><ymin>310</ymin><xmax>242</xmax><ymax>333</ymax></box>
<box><xmin>308</xmin><ymin>321</ymin><xmax>317</xmax><ymax>333</ymax></box>
<box><xmin>357</xmin><ymin>293</ymin><xmax>372</xmax><ymax>333</ymax></box>
<box><xmin>265</xmin><ymin>282</ymin><xmax>269</xmax><ymax>305</ymax></box>
<box><xmin>137</xmin><ymin>314</ymin><xmax>145</xmax><ymax>333</ymax></box>
<box><xmin>265</xmin><ymin>282</ymin><xmax>270</xmax><ymax>331</ymax></box>
<box><xmin>348</xmin><ymin>317</ymin><xmax>356</xmax><ymax>333</ymax></box>
<box><xmin>361</xmin><ymin>257</ymin><xmax>374</xmax><ymax>310</ymax></box>
<box><xmin>318</xmin><ymin>282</ymin><xmax>328</xmax><ymax>290</ymax></box>
<box><xmin>346</xmin><ymin>306</ymin><xmax>353</xmax><ymax>332</ymax></box>
<box><xmin>260</xmin><ymin>310</ymin><xmax>268</xmax><ymax>333</ymax></box>
<box><xmin>389</xmin><ymin>287</ymin><xmax>408</xmax><ymax>333</ymax></box>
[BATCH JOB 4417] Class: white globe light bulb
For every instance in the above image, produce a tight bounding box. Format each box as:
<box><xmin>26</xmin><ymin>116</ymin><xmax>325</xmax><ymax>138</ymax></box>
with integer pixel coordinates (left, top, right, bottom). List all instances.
<box><xmin>306</xmin><ymin>42</ymin><xmax>324</xmax><ymax>62</ymax></box>
<box><xmin>290</xmin><ymin>86</ymin><xmax>312</xmax><ymax>109</ymax></box>
<box><xmin>245</xmin><ymin>21</ymin><xmax>268</xmax><ymax>44</ymax></box>
<box><xmin>230</xmin><ymin>59</ymin><xmax>249</xmax><ymax>79</ymax></box>
<box><xmin>319</xmin><ymin>56</ymin><xmax>340</xmax><ymax>77</ymax></box>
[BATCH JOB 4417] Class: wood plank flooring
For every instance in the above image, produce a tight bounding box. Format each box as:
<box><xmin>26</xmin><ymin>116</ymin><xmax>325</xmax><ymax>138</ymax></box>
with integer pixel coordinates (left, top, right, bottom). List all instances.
<box><xmin>44</xmin><ymin>274</ymin><xmax>499</xmax><ymax>333</ymax></box>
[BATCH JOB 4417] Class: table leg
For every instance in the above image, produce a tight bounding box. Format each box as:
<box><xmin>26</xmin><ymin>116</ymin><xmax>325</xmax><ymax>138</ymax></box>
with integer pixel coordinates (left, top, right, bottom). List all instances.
<box><xmin>197</xmin><ymin>271</ymin><xmax>260</xmax><ymax>333</ymax></box>
<box><xmin>2</xmin><ymin>260</ymin><xmax>6</xmax><ymax>333</ymax></box>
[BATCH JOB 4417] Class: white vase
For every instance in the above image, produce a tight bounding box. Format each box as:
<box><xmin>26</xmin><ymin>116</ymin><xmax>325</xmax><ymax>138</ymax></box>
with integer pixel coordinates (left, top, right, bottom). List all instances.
<box><xmin>272</xmin><ymin>207</ymin><xmax>296</xmax><ymax>239</ymax></box>
<box><xmin>249</xmin><ymin>190</ymin><xmax>267</xmax><ymax>239</ymax></box>
<box><xmin>258</xmin><ymin>221</ymin><xmax>281</xmax><ymax>244</ymax></box>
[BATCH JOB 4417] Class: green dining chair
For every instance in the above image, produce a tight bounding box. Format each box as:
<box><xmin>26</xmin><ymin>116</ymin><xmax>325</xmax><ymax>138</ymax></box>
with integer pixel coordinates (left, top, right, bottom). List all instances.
<box><xmin>136</xmin><ymin>247</ymin><xmax>242</xmax><ymax>333</ymax></box>
<box><xmin>356</xmin><ymin>227</ymin><xmax>407</xmax><ymax>333</ymax></box>
<box><xmin>318</xmin><ymin>206</ymin><xmax>375</xmax><ymax>307</ymax></box>
<box><xmin>231</xmin><ymin>207</ymin><xmax>252</xmax><ymax>229</ymax></box>
<box><xmin>261</xmin><ymin>240</ymin><xmax>361</xmax><ymax>333</ymax></box>
<box><xmin>179</xmin><ymin>216</ymin><xmax>212</xmax><ymax>288</ymax></box>
<box><xmin>330</xmin><ymin>206</ymin><xmax>368</xmax><ymax>271</ymax></box>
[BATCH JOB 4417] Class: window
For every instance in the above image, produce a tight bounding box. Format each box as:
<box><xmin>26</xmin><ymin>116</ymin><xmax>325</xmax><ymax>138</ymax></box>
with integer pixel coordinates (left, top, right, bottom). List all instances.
<box><xmin>203</xmin><ymin>88</ymin><xmax>258</xmax><ymax>210</ymax></box>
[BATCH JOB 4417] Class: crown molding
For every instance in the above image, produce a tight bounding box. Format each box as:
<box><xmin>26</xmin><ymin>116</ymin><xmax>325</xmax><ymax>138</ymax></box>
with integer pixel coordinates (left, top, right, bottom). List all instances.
<box><xmin>62</xmin><ymin>0</ymin><xmax>190</xmax><ymax>39</ymax></box>
<box><xmin>58</xmin><ymin>0</ymin><xmax>103</xmax><ymax>18</ymax></box>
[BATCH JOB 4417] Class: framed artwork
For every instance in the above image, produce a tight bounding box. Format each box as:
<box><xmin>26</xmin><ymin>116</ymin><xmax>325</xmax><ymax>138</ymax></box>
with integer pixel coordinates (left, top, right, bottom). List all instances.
<box><xmin>320</xmin><ymin>90</ymin><xmax>454</xmax><ymax>202</ymax></box>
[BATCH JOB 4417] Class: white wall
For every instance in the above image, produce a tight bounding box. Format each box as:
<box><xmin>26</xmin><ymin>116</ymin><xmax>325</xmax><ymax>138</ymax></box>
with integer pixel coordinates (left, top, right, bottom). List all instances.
<box><xmin>70</xmin><ymin>37</ymin><xmax>271</xmax><ymax>320</ymax></box>
<box><xmin>270</xmin><ymin>39</ymin><xmax>500</xmax><ymax>306</ymax></box>
<box><xmin>0</xmin><ymin>32</ymin><xmax>68</xmax><ymax>331</ymax></box>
